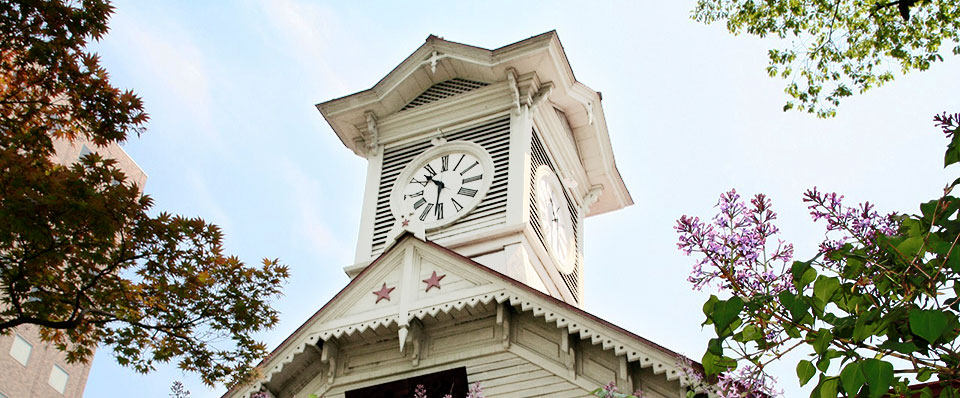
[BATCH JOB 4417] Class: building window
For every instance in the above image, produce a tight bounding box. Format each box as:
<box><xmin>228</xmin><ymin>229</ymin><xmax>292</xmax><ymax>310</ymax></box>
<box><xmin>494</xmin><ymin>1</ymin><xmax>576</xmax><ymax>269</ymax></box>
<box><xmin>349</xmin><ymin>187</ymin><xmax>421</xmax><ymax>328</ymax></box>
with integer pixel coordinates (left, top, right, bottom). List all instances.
<box><xmin>345</xmin><ymin>367</ymin><xmax>467</xmax><ymax>398</ymax></box>
<box><xmin>49</xmin><ymin>364</ymin><xmax>69</xmax><ymax>394</ymax></box>
<box><xmin>0</xmin><ymin>390</ymin><xmax>8</xmax><ymax>398</ymax></box>
<box><xmin>9</xmin><ymin>333</ymin><xmax>32</xmax><ymax>366</ymax></box>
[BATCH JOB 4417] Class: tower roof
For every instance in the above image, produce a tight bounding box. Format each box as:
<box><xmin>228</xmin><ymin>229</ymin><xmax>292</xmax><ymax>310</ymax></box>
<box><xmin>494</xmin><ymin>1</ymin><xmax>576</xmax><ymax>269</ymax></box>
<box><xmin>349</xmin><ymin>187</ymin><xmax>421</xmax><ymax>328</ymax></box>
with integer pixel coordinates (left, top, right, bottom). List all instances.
<box><xmin>316</xmin><ymin>31</ymin><xmax>632</xmax><ymax>216</ymax></box>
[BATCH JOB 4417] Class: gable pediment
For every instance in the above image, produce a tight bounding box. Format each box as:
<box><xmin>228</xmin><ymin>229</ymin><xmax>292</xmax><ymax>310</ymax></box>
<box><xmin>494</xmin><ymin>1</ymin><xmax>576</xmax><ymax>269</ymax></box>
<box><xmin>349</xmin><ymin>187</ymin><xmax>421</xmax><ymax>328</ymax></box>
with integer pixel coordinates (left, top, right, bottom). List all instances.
<box><xmin>227</xmin><ymin>235</ymin><xmax>697</xmax><ymax>398</ymax></box>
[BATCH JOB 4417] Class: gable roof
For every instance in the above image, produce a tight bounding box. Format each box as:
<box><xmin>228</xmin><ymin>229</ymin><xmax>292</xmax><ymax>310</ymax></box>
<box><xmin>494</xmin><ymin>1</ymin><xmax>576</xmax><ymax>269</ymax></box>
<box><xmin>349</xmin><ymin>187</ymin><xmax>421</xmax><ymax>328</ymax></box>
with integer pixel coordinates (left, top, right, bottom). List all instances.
<box><xmin>315</xmin><ymin>31</ymin><xmax>633</xmax><ymax>216</ymax></box>
<box><xmin>225</xmin><ymin>233</ymin><xmax>699</xmax><ymax>398</ymax></box>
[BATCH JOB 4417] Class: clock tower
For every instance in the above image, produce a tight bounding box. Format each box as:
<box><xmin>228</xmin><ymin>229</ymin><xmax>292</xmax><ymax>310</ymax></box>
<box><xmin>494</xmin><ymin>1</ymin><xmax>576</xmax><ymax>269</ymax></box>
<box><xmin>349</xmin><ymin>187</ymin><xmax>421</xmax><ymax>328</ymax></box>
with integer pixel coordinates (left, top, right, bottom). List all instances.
<box><xmin>318</xmin><ymin>32</ymin><xmax>632</xmax><ymax>306</ymax></box>
<box><xmin>225</xmin><ymin>32</ymin><xmax>697</xmax><ymax>398</ymax></box>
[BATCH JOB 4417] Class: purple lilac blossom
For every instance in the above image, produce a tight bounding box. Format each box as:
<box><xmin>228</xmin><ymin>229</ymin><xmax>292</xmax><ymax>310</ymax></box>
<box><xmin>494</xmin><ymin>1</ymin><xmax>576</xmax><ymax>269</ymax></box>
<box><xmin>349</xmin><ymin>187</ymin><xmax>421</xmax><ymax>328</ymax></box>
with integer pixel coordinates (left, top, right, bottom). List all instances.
<box><xmin>803</xmin><ymin>187</ymin><xmax>899</xmax><ymax>269</ymax></box>
<box><xmin>676</xmin><ymin>356</ymin><xmax>782</xmax><ymax>398</ymax></box>
<box><xmin>676</xmin><ymin>189</ymin><xmax>794</xmax><ymax>295</ymax></box>
<box><xmin>934</xmin><ymin>112</ymin><xmax>960</xmax><ymax>136</ymax></box>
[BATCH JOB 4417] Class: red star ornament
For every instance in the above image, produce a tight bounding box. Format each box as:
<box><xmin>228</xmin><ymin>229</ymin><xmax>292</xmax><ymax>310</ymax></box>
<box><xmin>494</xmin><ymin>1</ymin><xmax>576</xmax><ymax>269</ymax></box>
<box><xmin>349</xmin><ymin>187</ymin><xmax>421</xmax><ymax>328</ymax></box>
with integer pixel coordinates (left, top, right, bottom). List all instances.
<box><xmin>373</xmin><ymin>283</ymin><xmax>395</xmax><ymax>303</ymax></box>
<box><xmin>422</xmin><ymin>271</ymin><xmax>446</xmax><ymax>292</ymax></box>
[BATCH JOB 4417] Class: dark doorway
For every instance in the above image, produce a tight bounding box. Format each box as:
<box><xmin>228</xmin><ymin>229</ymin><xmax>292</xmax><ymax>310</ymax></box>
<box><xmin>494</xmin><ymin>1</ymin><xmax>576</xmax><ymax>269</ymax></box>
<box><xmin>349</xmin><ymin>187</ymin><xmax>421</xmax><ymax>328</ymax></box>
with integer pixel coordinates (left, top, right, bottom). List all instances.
<box><xmin>344</xmin><ymin>367</ymin><xmax>468</xmax><ymax>398</ymax></box>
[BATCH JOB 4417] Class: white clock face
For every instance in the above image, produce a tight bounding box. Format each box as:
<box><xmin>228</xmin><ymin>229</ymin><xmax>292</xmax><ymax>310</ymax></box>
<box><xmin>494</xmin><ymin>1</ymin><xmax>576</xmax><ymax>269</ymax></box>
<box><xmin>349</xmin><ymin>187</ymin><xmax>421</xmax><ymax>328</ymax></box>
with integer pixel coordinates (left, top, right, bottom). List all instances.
<box><xmin>392</xmin><ymin>142</ymin><xmax>493</xmax><ymax>229</ymax></box>
<box><xmin>535</xmin><ymin>166</ymin><xmax>576</xmax><ymax>274</ymax></box>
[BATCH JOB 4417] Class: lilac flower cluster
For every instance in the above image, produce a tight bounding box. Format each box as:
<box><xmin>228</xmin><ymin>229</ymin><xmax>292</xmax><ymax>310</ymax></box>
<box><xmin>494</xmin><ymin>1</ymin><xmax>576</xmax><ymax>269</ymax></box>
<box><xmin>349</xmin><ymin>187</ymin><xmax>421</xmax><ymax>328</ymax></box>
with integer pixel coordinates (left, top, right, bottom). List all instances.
<box><xmin>803</xmin><ymin>187</ymin><xmax>898</xmax><ymax>265</ymax></box>
<box><xmin>595</xmin><ymin>381</ymin><xmax>645</xmax><ymax>398</ymax></box>
<box><xmin>676</xmin><ymin>356</ymin><xmax>782</xmax><ymax>398</ymax></box>
<box><xmin>934</xmin><ymin>112</ymin><xmax>960</xmax><ymax>136</ymax></box>
<box><xmin>676</xmin><ymin>189</ymin><xmax>794</xmax><ymax>295</ymax></box>
<box><xmin>715</xmin><ymin>366</ymin><xmax>783</xmax><ymax>398</ymax></box>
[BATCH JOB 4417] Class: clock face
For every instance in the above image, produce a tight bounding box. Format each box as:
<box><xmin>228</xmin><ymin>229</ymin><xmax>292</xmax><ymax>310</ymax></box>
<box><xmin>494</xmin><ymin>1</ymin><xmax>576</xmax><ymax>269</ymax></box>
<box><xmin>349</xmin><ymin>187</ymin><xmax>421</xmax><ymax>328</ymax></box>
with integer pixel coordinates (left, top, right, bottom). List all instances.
<box><xmin>534</xmin><ymin>165</ymin><xmax>576</xmax><ymax>274</ymax></box>
<box><xmin>392</xmin><ymin>142</ymin><xmax>493</xmax><ymax>229</ymax></box>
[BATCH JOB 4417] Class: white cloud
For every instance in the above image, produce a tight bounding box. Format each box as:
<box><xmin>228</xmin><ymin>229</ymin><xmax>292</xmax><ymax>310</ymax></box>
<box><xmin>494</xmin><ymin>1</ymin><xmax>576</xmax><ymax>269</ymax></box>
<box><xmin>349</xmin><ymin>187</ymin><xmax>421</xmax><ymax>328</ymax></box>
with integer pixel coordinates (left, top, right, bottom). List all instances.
<box><xmin>276</xmin><ymin>158</ymin><xmax>350</xmax><ymax>260</ymax></box>
<box><xmin>255</xmin><ymin>0</ymin><xmax>350</xmax><ymax>94</ymax></box>
<box><xmin>104</xmin><ymin>8</ymin><xmax>221</xmax><ymax>147</ymax></box>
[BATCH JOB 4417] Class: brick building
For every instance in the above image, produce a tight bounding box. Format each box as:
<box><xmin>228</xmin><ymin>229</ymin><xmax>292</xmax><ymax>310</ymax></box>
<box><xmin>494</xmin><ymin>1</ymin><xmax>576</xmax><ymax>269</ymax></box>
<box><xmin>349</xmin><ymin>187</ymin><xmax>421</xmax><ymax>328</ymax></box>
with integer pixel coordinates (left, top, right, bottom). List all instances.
<box><xmin>0</xmin><ymin>139</ymin><xmax>146</xmax><ymax>398</ymax></box>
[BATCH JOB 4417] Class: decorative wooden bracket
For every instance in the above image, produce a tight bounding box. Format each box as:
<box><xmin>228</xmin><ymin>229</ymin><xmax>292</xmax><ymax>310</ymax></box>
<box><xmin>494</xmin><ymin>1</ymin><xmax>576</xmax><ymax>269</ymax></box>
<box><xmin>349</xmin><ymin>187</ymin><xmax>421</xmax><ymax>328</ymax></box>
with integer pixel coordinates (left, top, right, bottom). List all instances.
<box><xmin>364</xmin><ymin>111</ymin><xmax>379</xmax><ymax>153</ymax></box>
<box><xmin>583</xmin><ymin>185</ymin><xmax>603</xmax><ymax>210</ymax></box>
<box><xmin>400</xmin><ymin>319</ymin><xmax>424</xmax><ymax>367</ymax></box>
<box><xmin>529</xmin><ymin>82</ymin><xmax>554</xmax><ymax>114</ymax></box>
<box><xmin>506</xmin><ymin>68</ymin><xmax>521</xmax><ymax>113</ymax></box>
<box><xmin>618</xmin><ymin>355</ymin><xmax>629</xmax><ymax>387</ymax></box>
<box><xmin>320</xmin><ymin>339</ymin><xmax>339</xmax><ymax>385</ymax></box>
<box><xmin>561</xmin><ymin>332</ymin><xmax>576</xmax><ymax>371</ymax></box>
<box><xmin>497</xmin><ymin>302</ymin><xmax>512</xmax><ymax>349</ymax></box>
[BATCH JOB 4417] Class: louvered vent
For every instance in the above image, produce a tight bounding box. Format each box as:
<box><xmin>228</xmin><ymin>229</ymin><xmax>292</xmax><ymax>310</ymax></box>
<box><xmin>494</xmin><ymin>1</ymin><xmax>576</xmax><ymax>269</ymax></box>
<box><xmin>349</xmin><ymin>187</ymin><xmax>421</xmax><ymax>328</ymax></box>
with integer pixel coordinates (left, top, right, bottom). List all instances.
<box><xmin>400</xmin><ymin>79</ymin><xmax>489</xmax><ymax>111</ymax></box>
<box><xmin>371</xmin><ymin>117</ymin><xmax>511</xmax><ymax>253</ymax></box>
<box><xmin>529</xmin><ymin>131</ymin><xmax>582</xmax><ymax>302</ymax></box>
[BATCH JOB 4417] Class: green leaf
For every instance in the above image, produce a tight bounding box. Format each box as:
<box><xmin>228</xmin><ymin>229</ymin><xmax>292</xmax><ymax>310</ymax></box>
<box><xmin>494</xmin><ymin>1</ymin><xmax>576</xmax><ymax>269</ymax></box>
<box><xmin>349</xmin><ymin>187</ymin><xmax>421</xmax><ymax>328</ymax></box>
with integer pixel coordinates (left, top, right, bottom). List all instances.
<box><xmin>861</xmin><ymin>359</ymin><xmax>894</xmax><ymax>398</ymax></box>
<box><xmin>797</xmin><ymin>360</ymin><xmax>816</xmax><ymax>386</ymax></box>
<box><xmin>813</xmin><ymin>276</ymin><xmax>840</xmax><ymax>305</ymax></box>
<box><xmin>909</xmin><ymin>309</ymin><xmax>948</xmax><ymax>343</ymax></box>
<box><xmin>897</xmin><ymin>236</ymin><xmax>924</xmax><ymax>258</ymax></box>
<box><xmin>702</xmin><ymin>295</ymin><xmax>719</xmax><ymax>326</ymax></box>
<box><xmin>917</xmin><ymin>367</ymin><xmax>934</xmax><ymax>382</ymax></box>
<box><xmin>792</xmin><ymin>260</ymin><xmax>818</xmax><ymax>290</ymax></box>
<box><xmin>779</xmin><ymin>291</ymin><xmax>811</xmax><ymax>322</ymax></box>
<box><xmin>920</xmin><ymin>387</ymin><xmax>934</xmax><ymax>398</ymax></box>
<box><xmin>701</xmin><ymin>350</ymin><xmax>736</xmax><ymax>375</ymax></box>
<box><xmin>840</xmin><ymin>362</ymin><xmax>865</xmax><ymax>396</ymax></box>
<box><xmin>946</xmin><ymin>131</ymin><xmax>960</xmax><ymax>167</ymax></box>
<box><xmin>811</xmin><ymin>328</ymin><xmax>833</xmax><ymax>355</ymax></box>
<box><xmin>710</xmin><ymin>297</ymin><xmax>744</xmax><ymax>334</ymax></box>
<box><xmin>740</xmin><ymin>324</ymin><xmax>762</xmax><ymax>342</ymax></box>
<box><xmin>819</xmin><ymin>377</ymin><xmax>839</xmax><ymax>398</ymax></box>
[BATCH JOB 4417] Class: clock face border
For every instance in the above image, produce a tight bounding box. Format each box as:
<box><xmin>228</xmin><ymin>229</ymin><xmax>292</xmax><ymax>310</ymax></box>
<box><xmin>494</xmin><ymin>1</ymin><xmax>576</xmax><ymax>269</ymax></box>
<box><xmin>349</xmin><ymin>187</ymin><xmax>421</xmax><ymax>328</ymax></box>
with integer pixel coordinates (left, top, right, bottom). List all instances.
<box><xmin>390</xmin><ymin>141</ymin><xmax>495</xmax><ymax>230</ymax></box>
<box><xmin>534</xmin><ymin>164</ymin><xmax>577</xmax><ymax>274</ymax></box>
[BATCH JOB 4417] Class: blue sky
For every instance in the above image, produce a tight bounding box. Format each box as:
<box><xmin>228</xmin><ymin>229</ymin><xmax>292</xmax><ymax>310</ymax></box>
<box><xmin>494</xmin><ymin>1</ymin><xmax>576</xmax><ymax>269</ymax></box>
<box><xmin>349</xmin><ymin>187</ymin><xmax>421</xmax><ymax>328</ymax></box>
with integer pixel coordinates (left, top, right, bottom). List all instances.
<box><xmin>85</xmin><ymin>1</ymin><xmax>960</xmax><ymax>397</ymax></box>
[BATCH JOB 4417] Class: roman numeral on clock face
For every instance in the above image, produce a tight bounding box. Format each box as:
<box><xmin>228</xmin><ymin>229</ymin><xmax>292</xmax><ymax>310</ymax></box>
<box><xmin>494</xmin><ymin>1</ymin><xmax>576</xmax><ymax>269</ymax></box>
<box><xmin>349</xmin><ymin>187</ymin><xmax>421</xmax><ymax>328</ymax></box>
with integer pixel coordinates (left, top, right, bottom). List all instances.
<box><xmin>458</xmin><ymin>187</ymin><xmax>477</xmax><ymax>197</ymax></box>
<box><xmin>404</xmin><ymin>190</ymin><xmax>424</xmax><ymax>199</ymax></box>
<box><xmin>419</xmin><ymin>203</ymin><xmax>434</xmax><ymax>221</ymax></box>
<box><xmin>454</xmin><ymin>154</ymin><xmax>465</xmax><ymax>170</ymax></box>
<box><xmin>434</xmin><ymin>202</ymin><xmax>444</xmax><ymax>219</ymax></box>
<box><xmin>441</xmin><ymin>155</ymin><xmax>449</xmax><ymax>171</ymax></box>
<box><xmin>459</xmin><ymin>161</ymin><xmax>478</xmax><ymax>175</ymax></box>
<box><xmin>423</xmin><ymin>164</ymin><xmax>437</xmax><ymax>176</ymax></box>
<box><xmin>413</xmin><ymin>198</ymin><xmax>427</xmax><ymax>209</ymax></box>
<box><xmin>462</xmin><ymin>174</ymin><xmax>481</xmax><ymax>184</ymax></box>
<box><xmin>451</xmin><ymin>198</ymin><xmax>463</xmax><ymax>212</ymax></box>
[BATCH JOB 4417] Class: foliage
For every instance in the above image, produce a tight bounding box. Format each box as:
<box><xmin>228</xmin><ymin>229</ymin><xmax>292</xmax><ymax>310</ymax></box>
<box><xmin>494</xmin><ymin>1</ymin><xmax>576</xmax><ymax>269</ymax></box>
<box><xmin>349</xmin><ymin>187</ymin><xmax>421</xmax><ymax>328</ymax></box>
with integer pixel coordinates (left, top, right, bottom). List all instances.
<box><xmin>676</xmin><ymin>114</ymin><xmax>960</xmax><ymax>397</ymax></box>
<box><xmin>691</xmin><ymin>0</ymin><xmax>960</xmax><ymax>117</ymax></box>
<box><xmin>590</xmin><ymin>381</ymin><xmax>646</xmax><ymax>398</ymax></box>
<box><xmin>170</xmin><ymin>381</ymin><xmax>191</xmax><ymax>398</ymax></box>
<box><xmin>0</xmin><ymin>0</ymin><xmax>289</xmax><ymax>386</ymax></box>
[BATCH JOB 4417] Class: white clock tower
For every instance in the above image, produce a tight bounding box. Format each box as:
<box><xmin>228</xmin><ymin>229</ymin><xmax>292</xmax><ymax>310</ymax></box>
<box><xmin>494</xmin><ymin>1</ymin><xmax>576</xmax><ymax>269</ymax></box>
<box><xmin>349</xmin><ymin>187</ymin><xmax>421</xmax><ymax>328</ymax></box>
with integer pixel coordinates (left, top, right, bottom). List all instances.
<box><xmin>225</xmin><ymin>32</ymin><xmax>696</xmax><ymax>398</ymax></box>
<box><xmin>320</xmin><ymin>32</ymin><xmax>632</xmax><ymax>306</ymax></box>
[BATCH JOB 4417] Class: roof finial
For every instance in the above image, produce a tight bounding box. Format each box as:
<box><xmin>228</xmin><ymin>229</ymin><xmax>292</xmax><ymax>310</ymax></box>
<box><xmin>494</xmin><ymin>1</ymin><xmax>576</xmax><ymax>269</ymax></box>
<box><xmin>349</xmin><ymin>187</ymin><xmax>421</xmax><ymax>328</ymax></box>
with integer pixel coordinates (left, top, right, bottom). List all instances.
<box><xmin>427</xmin><ymin>50</ymin><xmax>441</xmax><ymax>73</ymax></box>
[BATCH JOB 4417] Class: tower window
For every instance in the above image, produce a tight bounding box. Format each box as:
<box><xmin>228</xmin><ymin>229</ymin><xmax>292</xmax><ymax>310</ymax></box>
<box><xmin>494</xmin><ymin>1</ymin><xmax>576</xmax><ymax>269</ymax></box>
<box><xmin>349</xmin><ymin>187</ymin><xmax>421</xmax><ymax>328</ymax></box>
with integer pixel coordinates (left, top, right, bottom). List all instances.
<box><xmin>48</xmin><ymin>364</ymin><xmax>69</xmax><ymax>394</ymax></box>
<box><xmin>9</xmin><ymin>333</ymin><xmax>32</xmax><ymax>366</ymax></box>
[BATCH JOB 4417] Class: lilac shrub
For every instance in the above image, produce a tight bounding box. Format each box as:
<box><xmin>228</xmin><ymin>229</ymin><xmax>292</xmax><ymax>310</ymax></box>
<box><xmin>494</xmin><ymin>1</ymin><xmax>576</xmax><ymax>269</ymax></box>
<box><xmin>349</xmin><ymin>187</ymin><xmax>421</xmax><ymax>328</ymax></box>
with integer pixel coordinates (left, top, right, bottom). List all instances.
<box><xmin>676</xmin><ymin>190</ymin><xmax>794</xmax><ymax>295</ymax></box>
